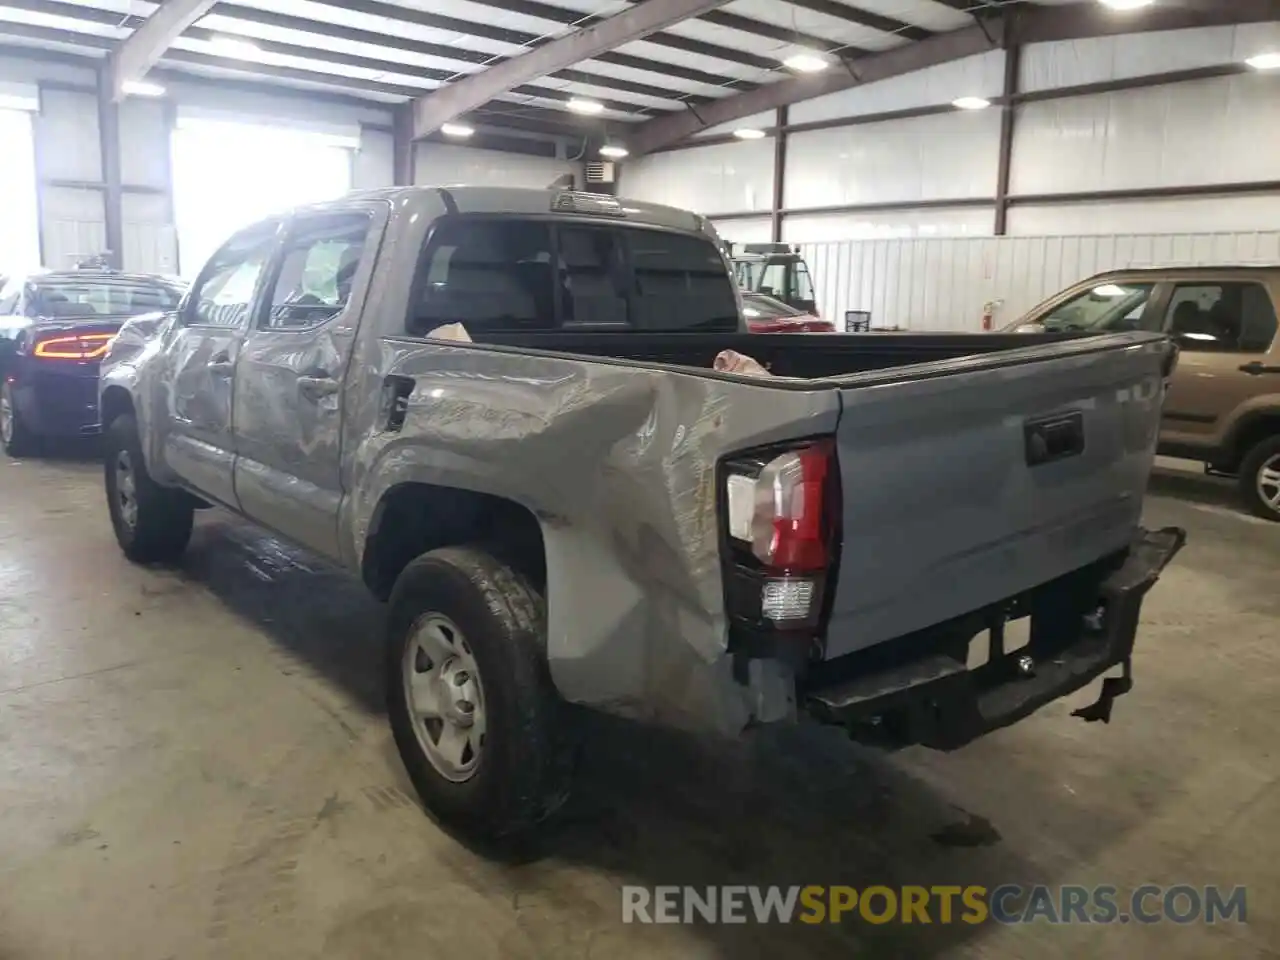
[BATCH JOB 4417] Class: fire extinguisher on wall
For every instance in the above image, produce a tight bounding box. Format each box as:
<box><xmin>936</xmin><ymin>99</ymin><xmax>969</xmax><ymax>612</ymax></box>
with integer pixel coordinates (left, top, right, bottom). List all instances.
<box><xmin>981</xmin><ymin>299</ymin><xmax>1004</xmax><ymax>331</ymax></box>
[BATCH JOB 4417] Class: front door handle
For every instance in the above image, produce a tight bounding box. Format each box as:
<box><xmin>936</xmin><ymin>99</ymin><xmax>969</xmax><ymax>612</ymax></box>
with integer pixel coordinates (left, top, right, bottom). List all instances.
<box><xmin>1239</xmin><ymin>361</ymin><xmax>1280</xmax><ymax>375</ymax></box>
<box><xmin>297</xmin><ymin>374</ymin><xmax>341</xmax><ymax>401</ymax></box>
<box><xmin>207</xmin><ymin>354</ymin><xmax>233</xmax><ymax>375</ymax></box>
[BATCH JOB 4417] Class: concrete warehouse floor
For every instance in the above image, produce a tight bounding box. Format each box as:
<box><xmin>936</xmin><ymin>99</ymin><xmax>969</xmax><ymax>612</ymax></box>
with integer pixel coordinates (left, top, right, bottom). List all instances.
<box><xmin>0</xmin><ymin>453</ymin><xmax>1276</xmax><ymax>960</ymax></box>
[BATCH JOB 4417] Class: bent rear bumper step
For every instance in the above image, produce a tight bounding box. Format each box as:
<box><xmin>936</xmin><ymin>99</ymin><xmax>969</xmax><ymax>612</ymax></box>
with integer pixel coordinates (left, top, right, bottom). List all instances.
<box><xmin>804</xmin><ymin>527</ymin><xmax>1186</xmax><ymax>751</ymax></box>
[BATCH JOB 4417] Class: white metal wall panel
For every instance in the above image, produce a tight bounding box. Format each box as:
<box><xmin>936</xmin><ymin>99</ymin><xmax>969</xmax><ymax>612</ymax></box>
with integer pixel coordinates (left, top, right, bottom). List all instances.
<box><xmin>122</xmin><ymin>192</ymin><xmax>177</xmax><ymax>275</ymax></box>
<box><xmin>710</xmin><ymin>217</ymin><xmax>773</xmax><ymax>244</ymax></box>
<box><xmin>39</xmin><ymin>186</ymin><xmax>105</xmax><ymax>269</ymax></box>
<box><xmin>1020</xmin><ymin>24</ymin><xmax>1280</xmax><ymax>92</ymax></box>
<box><xmin>33</xmin><ymin>87</ymin><xmax>100</xmax><ymax>181</ymax></box>
<box><xmin>0</xmin><ymin>54</ymin><xmax>95</xmax><ymax>87</ymax></box>
<box><xmin>1008</xmin><ymin>196</ymin><xmax>1280</xmax><ymax>236</ymax></box>
<box><xmin>619</xmin><ymin>139</ymin><xmax>775</xmax><ymax>214</ymax></box>
<box><xmin>1011</xmin><ymin>75</ymin><xmax>1280</xmax><ymax>195</ymax></box>
<box><xmin>799</xmin><ymin>230</ymin><xmax>1280</xmax><ymax>333</ymax></box>
<box><xmin>783</xmin><ymin>205</ymin><xmax>994</xmax><ymax>243</ymax></box>
<box><xmin>789</xmin><ymin>51</ymin><xmax>1005</xmax><ymax>125</ymax></box>
<box><xmin>785</xmin><ymin>109</ymin><xmax>1001</xmax><ymax>209</ymax></box>
<box><xmin>354</xmin><ymin>126</ymin><xmax>394</xmax><ymax>190</ymax></box>
<box><xmin>414</xmin><ymin>143</ymin><xmax>578</xmax><ymax>190</ymax></box>
<box><xmin>119</xmin><ymin>96</ymin><xmax>168</xmax><ymax>190</ymax></box>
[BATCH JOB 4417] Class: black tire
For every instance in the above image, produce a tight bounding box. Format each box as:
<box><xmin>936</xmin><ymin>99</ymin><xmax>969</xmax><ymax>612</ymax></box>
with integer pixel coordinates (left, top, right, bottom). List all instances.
<box><xmin>386</xmin><ymin>546</ymin><xmax>574</xmax><ymax>841</ymax></box>
<box><xmin>103</xmin><ymin>414</ymin><xmax>195</xmax><ymax>562</ymax></box>
<box><xmin>1239</xmin><ymin>435</ymin><xmax>1280</xmax><ymax>522</ymax></box>
<box><xmin>1</xmin><ymin>382</ymin><xmax>40</xmax><ymax>457</ymax></box>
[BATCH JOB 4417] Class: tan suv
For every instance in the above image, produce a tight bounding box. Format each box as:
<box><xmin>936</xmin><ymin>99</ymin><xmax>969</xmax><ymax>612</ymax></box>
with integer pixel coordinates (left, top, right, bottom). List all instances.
<box><xmin>1009</xmin><ymin>266</ymin><xmax>1280</xmax><ymax>521</ymax></box>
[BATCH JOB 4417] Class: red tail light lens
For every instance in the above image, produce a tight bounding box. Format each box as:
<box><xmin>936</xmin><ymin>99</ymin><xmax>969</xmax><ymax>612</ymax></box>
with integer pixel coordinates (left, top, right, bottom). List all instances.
<box><xmin>751</xmin><ymin>440</ymin><xmax>833</xmax><ymax>573</ymax></box>
<box><xmin>33</xmin><ymin>333</ymin><xmax>114</xmax><ymax>360</ymax></box>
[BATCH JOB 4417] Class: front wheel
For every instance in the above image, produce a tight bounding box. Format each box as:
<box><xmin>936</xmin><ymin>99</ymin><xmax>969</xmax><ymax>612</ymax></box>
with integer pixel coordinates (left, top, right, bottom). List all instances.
<box><xmin>1239</xmin><ymin>435</ymin><xmax>1280</xmax><ymax>522</ymax></box>
<box><xmin>386</xmin><ymin>546</ymin><xmax>574</xmax><ymax>841</ymax></box>
<box><xmin>104</xmin><ymin>414</ymin><xmax>195</xmax><ymax>562</ymax></box>
<box><xmin>1</xmin><ymin>382</ymin><xmax>40</xmax><ymax>457</ymax></box>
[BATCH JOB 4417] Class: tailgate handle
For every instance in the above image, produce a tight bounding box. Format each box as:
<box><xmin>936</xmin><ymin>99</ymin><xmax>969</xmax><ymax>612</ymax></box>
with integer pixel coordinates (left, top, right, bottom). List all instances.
<box><xmin>1025</xmin><ymin>412</ymin><xmax>1084</xmax><ymax>467</ymax></box>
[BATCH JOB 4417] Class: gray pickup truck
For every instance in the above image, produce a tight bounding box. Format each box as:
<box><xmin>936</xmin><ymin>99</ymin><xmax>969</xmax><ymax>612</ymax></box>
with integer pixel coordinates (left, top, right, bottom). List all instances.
<box><xmin>100</xmin><ymin>186</ymin><xmax>1184</xmax><ymax>841</ymax></box>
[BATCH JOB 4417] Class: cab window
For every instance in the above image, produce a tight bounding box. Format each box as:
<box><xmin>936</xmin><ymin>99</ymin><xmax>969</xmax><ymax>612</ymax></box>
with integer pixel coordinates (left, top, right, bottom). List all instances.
<box><xmin>1164</xmin><ymin>282</ymin><xmax>1278</xmax><ymax>354</ymax></box>
<box><xmin>1041</xmin><ymin>282</ymin><xmax>1157</xmax><ymax>332</ymax></box>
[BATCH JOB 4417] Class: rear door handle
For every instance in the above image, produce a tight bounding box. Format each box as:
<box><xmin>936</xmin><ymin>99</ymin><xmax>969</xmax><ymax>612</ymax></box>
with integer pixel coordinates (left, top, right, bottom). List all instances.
<box><xmin>1239</xmin><ymin>361</ymin><xmax>1280</xmax><ymax>375</ymax></box>
<box><xmin>297</xmin><ymin>374</ymin><xmax>341</xmax><ymax>401</ymax></box>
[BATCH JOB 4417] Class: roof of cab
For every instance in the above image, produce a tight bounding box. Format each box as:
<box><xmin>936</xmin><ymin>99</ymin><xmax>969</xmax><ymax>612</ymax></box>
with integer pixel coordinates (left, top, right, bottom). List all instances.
<box><xmin>339</xmin><ymin>184</ymin><xmax>709</xmax><ymax>235</ymax></box>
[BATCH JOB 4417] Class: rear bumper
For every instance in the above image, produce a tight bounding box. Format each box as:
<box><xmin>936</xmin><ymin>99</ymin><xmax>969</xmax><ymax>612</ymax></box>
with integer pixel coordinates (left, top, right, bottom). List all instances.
<box><xmin>803</xmin><ymin>527</ymin><xmax>1185</xmax><ymax>750</ymax></box>
<box><xmin>9</xmin><ymin>363</ymin><xmax>102</xmax><ymax>437</ymax></box>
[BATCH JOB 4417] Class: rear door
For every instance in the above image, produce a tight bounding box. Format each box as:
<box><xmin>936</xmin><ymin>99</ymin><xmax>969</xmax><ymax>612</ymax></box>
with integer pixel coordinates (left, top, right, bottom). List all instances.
<box><xmin>161</xmin><ymin>222</ymin><xmax>279</xmax><ymax>507</ymax></box>
<box><xmin>231</xmin><ymin>205</ymin><xmax>382</xmax><ymax>557</ymax></box>
<box><xmin>1158</xmin><ymin>279</ymin><xmax>1280</xmax><ymax>449</ymax></box>
<box><xmin>823</xmin><ymin>334</ymin><xmax>1168</xmax><ymax>658</ymax></box>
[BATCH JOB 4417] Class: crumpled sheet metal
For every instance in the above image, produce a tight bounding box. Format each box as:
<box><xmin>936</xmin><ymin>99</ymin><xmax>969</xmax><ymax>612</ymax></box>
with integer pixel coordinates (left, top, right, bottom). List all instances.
<box><xmin>342</xmin><ymin>340</ymin><xmax>840</xmax><ymax>736</ymax></box>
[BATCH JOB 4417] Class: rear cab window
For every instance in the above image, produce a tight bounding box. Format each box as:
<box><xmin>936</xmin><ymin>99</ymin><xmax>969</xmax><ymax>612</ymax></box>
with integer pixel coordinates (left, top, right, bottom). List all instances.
<box><xmin>408</xmin><ymin>216</ymin><xmax>737</xmax><ymax>338</ymax></box>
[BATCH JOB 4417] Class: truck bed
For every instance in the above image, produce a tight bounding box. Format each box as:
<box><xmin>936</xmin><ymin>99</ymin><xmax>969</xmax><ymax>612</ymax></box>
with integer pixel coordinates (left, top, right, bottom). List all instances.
<box><xmin>468</xmin><ymin>329</ymin><xmax>1094</xmax><ymax>381</ymax></box>
<box><xmin>464</xmin><ymin>327</ymin><xmax>1172</xmax><ymax>663</ymax></box>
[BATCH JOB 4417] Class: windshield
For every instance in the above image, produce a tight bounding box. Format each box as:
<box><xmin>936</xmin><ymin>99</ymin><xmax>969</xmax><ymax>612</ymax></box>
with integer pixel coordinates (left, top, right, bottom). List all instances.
<box><xmin>742</xmin><ymin>292</ymin><xmax>802</xmax><ymax>320</ymax></box>
<box><xmin>30</xmin><ymin>277</ymin><xmax>183</xmax><ymax>319</ymax></box>
<box><xmin>1032</xmin><ymin>282</ymin><xmax>1157</xmax><ymax>332</ymax></box>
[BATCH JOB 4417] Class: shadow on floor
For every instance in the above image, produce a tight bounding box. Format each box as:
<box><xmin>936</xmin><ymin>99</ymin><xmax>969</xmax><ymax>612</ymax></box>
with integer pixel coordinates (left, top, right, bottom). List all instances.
<box><xmin>173</xmin><ymin>517</ymin><xmax>1179</xmax><ymax>959</ymax></box>
<box><xmin>1147</xmin><ymin>464</ymin><xmax>1242</xmax><ymax>512</ymax></box>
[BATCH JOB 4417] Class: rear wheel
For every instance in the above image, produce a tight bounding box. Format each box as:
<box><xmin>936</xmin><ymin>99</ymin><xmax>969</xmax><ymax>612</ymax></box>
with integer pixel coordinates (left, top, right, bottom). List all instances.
<box><xmin>386</xmin><ymin>546</ymin><xmax>574</xmax><ymax>841</ymax></box>
<box><xmin>1</xmin><ymin>382</ymin><xmax>40</xmax><ymax>457</ymax></box>
<box><xmin>1239</xmin><ymin>435</ymin><xmax>1280</xmax><ymax>522</ymax></box>
<box><xmin>104</xmin><ymin>414</ymin><xmax>195</xmax><ymax>562</ymax></box>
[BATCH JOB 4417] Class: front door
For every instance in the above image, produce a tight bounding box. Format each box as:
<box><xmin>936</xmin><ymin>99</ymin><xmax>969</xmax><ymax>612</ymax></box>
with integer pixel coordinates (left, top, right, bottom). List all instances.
<box><xmin>231</xmin><ymin>207</ymin><xmax>381</xmax><ymax>558</ymax></box>
<box><xmin>1159</xmin><ymin>280</ymin><xmax>1280</xmax><ymax>450</ymax></box>
<box><xmin>162</xmin><ymin>223</ymin><xmax>279</xmax><ymax>507</ymax></box>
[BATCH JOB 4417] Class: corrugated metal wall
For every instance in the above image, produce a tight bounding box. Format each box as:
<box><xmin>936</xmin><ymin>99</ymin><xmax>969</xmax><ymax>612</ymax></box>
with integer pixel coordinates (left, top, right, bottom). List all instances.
<box><xmin>802</xmin><ymin>231</ymin><xmax>1280</xmax><ymax>332</ymax></box>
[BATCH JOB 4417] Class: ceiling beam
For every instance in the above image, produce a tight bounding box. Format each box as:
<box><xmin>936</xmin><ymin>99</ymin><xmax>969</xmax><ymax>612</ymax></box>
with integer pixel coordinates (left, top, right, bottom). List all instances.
<box><xmin>628</xmin><ymin>0</ymin><xmax>1280</xmax><ymax>154</ymax></box>
<box><xmin>627</xmin><ymin>18</ymin><xmax>1002</xmax><ymax>154</ymax></box>
<box><xmin>1011</xmin><ymin>0</ymin><xmax>1280</xmax><ymax>43</ymax></box>
<box><xmin>782</xmin><ymin>0</ymin><xmax>932</xmax><ymax>42</ymax></box>
<box><xmin>411</xmin><ymin>0</ymin><xmax>731</xmax><ymax>139</ymax></box>
<box><xmin>111</xmin><ymin>0</ymin><xmax>218</xmax><ymax>101</ymax></box>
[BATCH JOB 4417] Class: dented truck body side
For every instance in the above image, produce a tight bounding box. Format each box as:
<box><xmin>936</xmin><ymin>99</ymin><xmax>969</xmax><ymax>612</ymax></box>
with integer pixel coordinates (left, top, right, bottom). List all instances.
<box><xmin>102</xmin><ymin>186</ymin><xmax>1180</xmax><ymax>743</ymax></box>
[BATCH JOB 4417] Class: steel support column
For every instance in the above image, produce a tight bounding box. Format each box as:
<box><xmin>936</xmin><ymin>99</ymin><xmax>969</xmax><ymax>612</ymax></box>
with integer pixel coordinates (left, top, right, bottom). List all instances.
<box><xmin>771</xmin><ymin>105</ymin><xmax>788</xmax><ymax>243</ymax></box>
<box><xmin>97</xmin><ymin>62</ymin><xmax>124</xmax><ymax>268</ymax></box>
<box><xmin>993</xmin><ymin>43</ymin><xmax>1021</xmax><ymax>236</ymax></box>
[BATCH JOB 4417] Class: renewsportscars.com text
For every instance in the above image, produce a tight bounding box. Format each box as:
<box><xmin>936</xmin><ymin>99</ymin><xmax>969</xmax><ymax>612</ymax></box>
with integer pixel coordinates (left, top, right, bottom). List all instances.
<box><xmin>621</xmin><ymin>884</ymin><xmax>1248</xmax><ymax>926</ymax></box>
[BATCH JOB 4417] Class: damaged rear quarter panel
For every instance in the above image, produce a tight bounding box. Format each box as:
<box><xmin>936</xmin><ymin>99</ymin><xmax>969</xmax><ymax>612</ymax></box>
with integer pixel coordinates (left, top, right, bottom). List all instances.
<box><xmin>341</xmin><ymin>341</ymin><xmax>840</xmax><ymax>734</ymax></box>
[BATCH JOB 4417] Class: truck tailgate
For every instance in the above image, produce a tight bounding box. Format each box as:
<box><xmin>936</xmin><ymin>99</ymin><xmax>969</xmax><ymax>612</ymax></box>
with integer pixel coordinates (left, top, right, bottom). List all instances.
<box><xmin>823</xmin><ymin>333</ymin><xmax>1168</xmax><ymax>660</ymax></box>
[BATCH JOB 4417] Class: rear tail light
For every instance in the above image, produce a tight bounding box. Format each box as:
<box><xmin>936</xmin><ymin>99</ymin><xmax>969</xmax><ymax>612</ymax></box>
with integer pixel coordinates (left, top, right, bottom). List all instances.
<box><xmin>33</xmin><ymin>333</ymin><xmax>114</xmax><ymax>360</ymax></box>
<box><xmin>723</xmin><ymin>439</ymin><xmax>837</xmax><ymax>629</ymax></box>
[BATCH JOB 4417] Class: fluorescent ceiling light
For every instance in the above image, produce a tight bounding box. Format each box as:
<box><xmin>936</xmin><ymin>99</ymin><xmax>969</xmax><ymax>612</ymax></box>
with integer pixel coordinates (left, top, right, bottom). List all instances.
<box><xmin>952</xmin><ymin>96</ymin><xmax>991</xmax><ymax>110</ymax></box>
<box><xmin>783</xmin><ymin>52</ymin><xmax>829</xmax><ymax>73</ymax></box>
<box><xmin>121</xmin><ymin>80</ymin><xmax>166</xmax><ymax>97</ymax></box>
<box><xmin>440</xmin><ymin>122</ymin><xmax>474</xmax><ymax>138</ymax></box>
<box><xmin>567</xmin><ymin>97</ymin><xmax>604</xmax><ymax>115</ymax></box>
<box><xmin>733</xmin><ymin>128</ymin><xmax>766</xmax><ymax>140</ymax></box>
<box><xmin>1246</xmin><ymin>52</ymin><xmax>1280</xmax><ymax>71</ymax></box>
<box><xmin>1092</xmin><ymin>284</ymin><xmax>1129</xmax><ymax>298</ymax></box>
<box><xmin>1098</xmin><ymin>0</ymin><xmax>1154</xmax><ymax>9</ymax></box>
<box><xmin>208</xmin><ymin>35</ymin><xmax>261</xmax><ymax>58</ymax></box>
<box><xmin>599</xmin><ymin>144</ymin><xmax>629</xmax><ymax>158</ymax></box>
